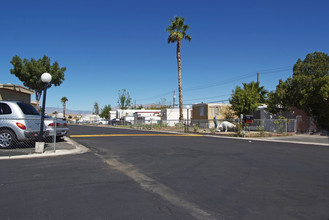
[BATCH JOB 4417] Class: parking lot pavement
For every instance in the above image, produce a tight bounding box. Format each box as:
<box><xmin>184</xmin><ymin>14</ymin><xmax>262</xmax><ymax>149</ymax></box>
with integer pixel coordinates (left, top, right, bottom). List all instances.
<box><xmin>0</xmin><ymin>137</ymin><xmax>88</xmax><ymax>159</ymax></box>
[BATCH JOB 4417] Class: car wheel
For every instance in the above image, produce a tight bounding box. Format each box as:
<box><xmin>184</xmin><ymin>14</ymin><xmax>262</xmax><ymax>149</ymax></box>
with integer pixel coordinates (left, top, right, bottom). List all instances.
<box><xmin>0</xmin><ymin>129</ymin><xmax>17</xmax><ymax>148</ymax></box>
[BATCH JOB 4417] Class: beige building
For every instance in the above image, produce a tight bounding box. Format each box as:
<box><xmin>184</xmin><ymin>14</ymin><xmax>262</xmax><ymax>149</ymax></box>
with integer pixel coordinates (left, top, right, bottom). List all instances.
<box><xmin>192</xmin><ymin>103</ymin><xmax>230</xmax><ymax>120</ymax></box>
<box><xmin>0</xmin><ymin>84</ymin><xmax>37</xmax><ymax>109</ymax></box>
<box><xmin>192</xmin><ymin>103</ymin><xmax>231</xmax><ymax>128</ymax></box>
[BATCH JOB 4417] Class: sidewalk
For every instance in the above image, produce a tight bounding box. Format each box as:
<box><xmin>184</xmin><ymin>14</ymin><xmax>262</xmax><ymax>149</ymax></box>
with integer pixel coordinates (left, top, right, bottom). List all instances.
<box><xmin>249</xmin><ymin>134</ymin><xmax>329</xmax><ymax>146</ymax></box>
<box><xmin>0</xmin><ymin>137</ymin><xmax>89</xmax><ymax>160</ymax></box>
<box><xmin>109</xmin><ymin>125</ymin><xmax>329</xmax><ymax>146</ymax></box>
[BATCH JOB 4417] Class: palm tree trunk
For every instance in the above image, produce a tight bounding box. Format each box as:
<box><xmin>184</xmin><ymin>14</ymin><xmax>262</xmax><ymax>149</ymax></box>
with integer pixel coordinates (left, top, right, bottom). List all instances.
<box><xmin>176</xmin><ymin>39</ymin><xmax>183</xmax><ymax>121</ymax></box>
<box><xmin>63</xmin><ymin>103</ymin><xmax>66</xmax><ymax>118</ymax></box>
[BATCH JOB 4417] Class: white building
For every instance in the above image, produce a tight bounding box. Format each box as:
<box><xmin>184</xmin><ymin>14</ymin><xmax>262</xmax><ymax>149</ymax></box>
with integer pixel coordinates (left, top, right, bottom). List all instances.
<box><xmin>133</xmin><ymin>111</ymin><xmax>162</xmax><ymax>124</ymax></box>
<box><xmin>109</xmin><ymin>111</ymin><xmax>116</xmax><ymax>120</ymax></box>
<box><xmin>109</xmin><ymin>108</ymin><xmax>191</xmax><ymax>126</ymax></box>
<box><xmin>79</xmin><ymin>114</ymin><xmax>100</xmax><ymax>123</ymax></box>
<box><xmin>161</xmin><ymin>108</ymin><xmax>191</xmax><ymax>126</ymax></box>
<box><xmin>116</xmin><ymin>109</ymin><xmax>161</xmax><ymax>119</ymax></box>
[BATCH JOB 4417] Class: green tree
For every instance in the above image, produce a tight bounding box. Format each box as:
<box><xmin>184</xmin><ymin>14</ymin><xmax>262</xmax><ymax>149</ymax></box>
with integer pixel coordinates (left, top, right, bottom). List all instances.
<box><xmin>136</xmin><ymin>105</ymin><xmax>144</xmax><ymax>109</ymax></box>
<box><xmin>157</xmin><ymin>98</ymin><xmax>171</xmax><ymax>109</ymax></box>
<box><xmin>99</xmin><ymin>105</ymin><xmax>112</xmax><ymax>119</ymax></box>
<box><xmin>229</xmin><ymin>82</ymin><xmax>268</xmax><ymax>116</ymax></box>
<box><xmin>10</xmin><ymin>55</ymin><xmax>66</xmax><ymax>103</ymax></box>
<box><xmin>166</xmin><ymin>16</ymin><xmax>191</xmax><ymax>121</ymax></box>
<box><xmin>61</xmin><ymin>96</ymin><xmax>68</xmax><ymax>118</ymax></box>
<box><xmin>117</xmin><ymin>89</ymin><xmax>132</xmax><ymax>110</ymax></box>
<box><xmin>220</xmin><ymin>105</ymin><xmax>238</xmax><ymax>119</ymax></box>
<box><xmin>267</xmin><ymin>79</ymin><xmax>291</xmax><ymax>114</ymax></box>
<box><xmin>93</xmin><ymin>102</ymin><xmax>100</xmax><ymax>115</ymax></box>
<box><xmin>268</xmin><ymin>52</ymin><xmax>329</xmax><ymax>130</ymax></box>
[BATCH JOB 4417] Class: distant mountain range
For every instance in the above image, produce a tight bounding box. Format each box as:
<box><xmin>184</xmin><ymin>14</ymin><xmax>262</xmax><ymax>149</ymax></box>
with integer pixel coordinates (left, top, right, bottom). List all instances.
<box><xmin>46</xmin><ymin>107</ymin><xmax>92</xmax><ymax>115</ymax></box>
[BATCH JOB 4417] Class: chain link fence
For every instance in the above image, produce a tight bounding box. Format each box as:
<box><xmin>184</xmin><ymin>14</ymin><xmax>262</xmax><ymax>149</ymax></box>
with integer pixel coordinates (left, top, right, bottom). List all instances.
<box><xmin>101</xmin><ymin>118</ymin><xmax>297</xmax><ymax>135</ymax></box>
<box><xmin>191</xmin><ymin>119</ymin><xmax>296</xmax><ymax>135</ymax></box>
<box><xmin>118</xmin><ymin>119</ymin><xmax>187</xmax><ymax>133</ymax></box>
<box><xmin>295</xmin><ymin>115</ymin><xmax>319</xmax><ymax>134</ymax></box>
<box><xmin>243</xmin><ymin>119</ymin><xmax>296</xmax><ymax>133</ymax></box>
<box><xmin>0</xmin><ymin>117</ymin><xmax>67</xmax><ymax>151</ymax></box>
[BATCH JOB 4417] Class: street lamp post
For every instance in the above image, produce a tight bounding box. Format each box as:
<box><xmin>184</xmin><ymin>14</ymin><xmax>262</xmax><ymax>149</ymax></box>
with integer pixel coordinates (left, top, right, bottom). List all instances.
<box><xmin>39</xmin><ymin>73</ymin><xmax>52</xmax><ymax>141</ymax></box>
<box><xmin>186</xmin><ymin>105</ymin><xmax>190</xmax><ymax>133</ymax></box>
<box><xmin>173</xmin><ymin>90</ymin><xmax>176</xmax><ymax>109</ymax></box>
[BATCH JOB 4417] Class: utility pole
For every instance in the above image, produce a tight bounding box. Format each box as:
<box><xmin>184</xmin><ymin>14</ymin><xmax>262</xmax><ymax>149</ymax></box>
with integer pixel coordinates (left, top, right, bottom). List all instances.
<box><xmin>257</xmin><ymin>72</ymin><xmax>259</xmax><ymax>84</ymax></box>
<box><xmin>173</xmin><ymin>90</ymin><xmax>176</xmax><ymax>109</ymax></box>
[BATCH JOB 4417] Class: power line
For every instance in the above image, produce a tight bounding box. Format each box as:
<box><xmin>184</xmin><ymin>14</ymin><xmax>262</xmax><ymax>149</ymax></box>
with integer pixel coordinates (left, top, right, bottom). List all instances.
<box><xmin>184</xmin><ymin>99</ymin><xmax>229</xmax><ymax>106</ymax></box>
<box><xmin>257</xmin><ymin>66</ymin><xmax>291</xmax><ymax>73</ymax></box>
<box><xmin>255</xmin><ymin>66</ymin><xmax>291</xmax><ymax>76</ymax></box>
<box><xmin>184</xmin><ymin>66</ymin><xmax>291</xmax><ymax>92</ymax></box>
<box><xmin>208</xmin><ymin>99</ymin><xmax>229</xmax><ymax>103</ymax></box>
<box><xmin>135</xmin><ymin>65</ymin><xmax>292</xmax><ymax>102</ymax></box>
<box><xmin>184</xmin><ymin>94</ymin><xmax>231</xmax><ymax>102</ymax></box>
<box><xmin>184</xmin><ymin>72</ymin><xmax>254</xmax><ymax>92</ymax></box>
<box><xmin>135</xmin><ymin>91</ymin><xmax>173</xmax><ymax>102</ymax></box>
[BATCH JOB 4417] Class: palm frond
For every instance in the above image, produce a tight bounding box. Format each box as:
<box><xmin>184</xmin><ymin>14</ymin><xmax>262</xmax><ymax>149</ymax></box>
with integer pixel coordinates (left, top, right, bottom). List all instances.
<box><xmin>166</xmin><ymin>16</ymin><xmax>191</xmax><ymax>43</ymax></box>
<box><xmin>184</xmin><ymin>35</ymin><xmax>192</xmax><ymax>42</ymax></box>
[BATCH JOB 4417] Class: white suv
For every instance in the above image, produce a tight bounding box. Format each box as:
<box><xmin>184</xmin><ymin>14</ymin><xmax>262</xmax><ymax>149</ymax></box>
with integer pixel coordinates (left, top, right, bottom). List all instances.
<box><xmin>0</xmin><ymin>101</ymin><xmax>47</xmax><ymax>148</ymax></box>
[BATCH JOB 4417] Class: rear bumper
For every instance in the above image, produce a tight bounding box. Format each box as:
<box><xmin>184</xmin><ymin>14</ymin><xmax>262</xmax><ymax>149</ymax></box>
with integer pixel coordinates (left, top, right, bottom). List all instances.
<box><xmin>48</xmin><ymin>128</ymin><xmax>69</xmax><ymax>137</ymax></box>
<box><xmin>24</xmin><ymin>131</ymin><xmax>49</xmax><ymax>139</ymax></box>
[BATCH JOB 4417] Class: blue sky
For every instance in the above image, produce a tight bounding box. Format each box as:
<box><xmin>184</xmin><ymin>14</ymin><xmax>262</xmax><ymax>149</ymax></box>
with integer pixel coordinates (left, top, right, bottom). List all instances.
<box><xmin>1</xmin><ymin>0</ymin><xmax>328</xmax><ymax>111</ymax></box>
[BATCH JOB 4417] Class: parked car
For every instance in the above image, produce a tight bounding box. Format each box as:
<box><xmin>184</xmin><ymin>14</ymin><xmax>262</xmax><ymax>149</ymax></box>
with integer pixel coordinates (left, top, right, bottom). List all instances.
<box><xmin>96</xmin><ymin>120</ymin><xmax>109</xmax><ymax>125</ymax></box>
<box><xmin>110</xmin><ymin>118</ymin><xmax>120</xmax><ymax>125</ymax></box>
<box><xmin>0</xmin><ymin>101</ymin><xmax>47</xmax><ymax>148</ymax></box>
<box><xmin>44</xmin><ymin>116</ymin><xmax>69</xmax><ymax>141</ymax></box>
<box><xmin>110</xmin><ymin>118</ymin><xmax>131</xmax><ymax>126</ymax></box>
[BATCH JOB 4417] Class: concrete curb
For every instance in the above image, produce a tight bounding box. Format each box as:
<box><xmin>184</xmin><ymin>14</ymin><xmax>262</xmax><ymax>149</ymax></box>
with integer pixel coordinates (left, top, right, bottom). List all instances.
<box><xmin>0</xmin><ymin>137</ymin><xmax>89</xmax><ymax>160</ymax></box>
<box><xmin>202</xmin><ymin>134</ymin><xmax>329</xmax><ymax>146</ymax></box>
<box><xmin>106</xmin><ymin>125</ymin><xmax>329</xmax><ymax>146</ymax></box>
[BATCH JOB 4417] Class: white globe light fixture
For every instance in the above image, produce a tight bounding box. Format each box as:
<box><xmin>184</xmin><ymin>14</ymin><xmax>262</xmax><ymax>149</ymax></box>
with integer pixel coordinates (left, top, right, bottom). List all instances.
<box><xmin>41</xmin><ymin>72</ymin><xmax>52</xmax><ymax>83</ymax></box>
<box><xmin>39</xmin><ymin>73</ymin><xmax>52</xmax><ymax>141</ymax></box>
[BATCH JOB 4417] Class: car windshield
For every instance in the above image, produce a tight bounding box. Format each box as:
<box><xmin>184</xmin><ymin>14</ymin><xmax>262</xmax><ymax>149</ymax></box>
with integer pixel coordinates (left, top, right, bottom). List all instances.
<box><xmin>17</xmin><ymin>102</ymin><xmax>40</xmax><ymax>115</ymax></box>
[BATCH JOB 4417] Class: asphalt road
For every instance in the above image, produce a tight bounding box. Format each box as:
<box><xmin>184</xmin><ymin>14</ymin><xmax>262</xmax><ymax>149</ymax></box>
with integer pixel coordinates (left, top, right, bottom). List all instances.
<box><xmin>1</xmin><ymin>124</ymin><xmax>329</xmax><ymax>220</ymax></box>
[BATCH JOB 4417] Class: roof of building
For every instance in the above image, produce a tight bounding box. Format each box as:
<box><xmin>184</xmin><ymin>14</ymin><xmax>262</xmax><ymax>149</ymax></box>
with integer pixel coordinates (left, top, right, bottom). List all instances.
<box><xmin>193</xmin><ymin>103</ymin><xmax>230</xmax><ymax>107</ymax></box>
<box><xmin>0</xmin><ymin>84</ymin><xmax>34</xmax><ymax>95</ymax></box>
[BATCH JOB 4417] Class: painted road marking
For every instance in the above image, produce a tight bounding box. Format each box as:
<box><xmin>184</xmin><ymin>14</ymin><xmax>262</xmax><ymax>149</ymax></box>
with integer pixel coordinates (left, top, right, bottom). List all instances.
<box><xmin>98</xmin><ymin>155</ymin><xmax>218</xmax><ymax>220</ymax></box>
<box><xmin>70</xmin><ymin>134</ymin><xmax>203</xmax><ymax>138</ymax></box>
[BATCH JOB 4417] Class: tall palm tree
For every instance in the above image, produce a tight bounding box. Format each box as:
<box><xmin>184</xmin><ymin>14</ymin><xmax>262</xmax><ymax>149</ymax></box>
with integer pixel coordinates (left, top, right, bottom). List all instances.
<box><xmin>61</xmin><ymin>96</ymin><xmax>68</xmax><ymax>118</ymax></box>
<box><xmin>166</xmin><ymin>16</ymin><xmax>191</xmax><ymax>121</ymax></box>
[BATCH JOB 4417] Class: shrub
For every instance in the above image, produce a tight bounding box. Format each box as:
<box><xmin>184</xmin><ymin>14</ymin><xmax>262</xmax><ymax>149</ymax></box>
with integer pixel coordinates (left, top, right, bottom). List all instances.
<box><xmin>193</xmin><ymin>125</ymin><xmax>199</xmax><ymax>132</ymax></box>
<box><xmin>257</xmin><ymin>125</ymin><xmax>265</xmax><ymax>137</ymax></box>
<box><xmin>210</xmin><ymin>127</ymin><xmax>216</xmax><ymax>134</ymax></box>
<box><xmin>235</xmin><ymin>122</ymin><xmax>244</xmax><ymax>137</ymax></box>
<box><xmin>274</xmin><ymin>117</ymin><xmax>286</xmax><ymax>134</ymax></box>
<box><xmin>174</xmin><ymin>122</ymin><xmax>184</xmax><ymax>129</ymax></box>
